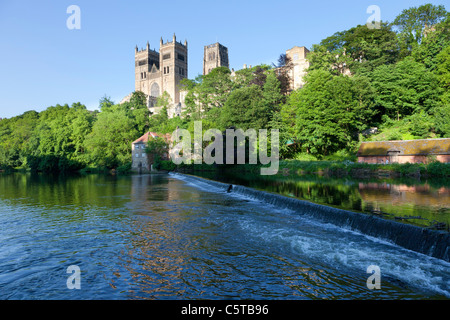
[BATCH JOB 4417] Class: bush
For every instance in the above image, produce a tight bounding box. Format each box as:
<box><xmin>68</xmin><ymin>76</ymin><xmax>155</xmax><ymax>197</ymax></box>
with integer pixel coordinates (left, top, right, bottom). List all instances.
<box><xmin>0</xmin><ymin>164</ymin><xmax>14</xmax><ymax>173</ymax></box>
<box><xmin>79</xmin><ymin>166</ymin><xmax>109</xmax><ymax>174</ymax></box>
<box><xmin>27</xmin><ymin>155</ymin><xmax>84</xmax><ymax>173</ymax></box>
<box><xmin>426</xmin><ymin>162</ymin><xmax>450</xmax><ymax>176</ymax></box>
<box><xmin>323</xmin><ymin>150</ymin><xmax>357</xmax><ymax>162</ymax></box>
<box><xmin>293</xmin><ymin>153</ymin><xmax>318</xmax><ymax>161</ymax></box>
<box><xmin>117</xmin><ymin>162</ymin><xmax>132</xmax><ymax>174</ymax></box>
<box><xmin>159</xmin><ymin>160</ymin><xmax>177</xmax><ymax>171</ymax></box>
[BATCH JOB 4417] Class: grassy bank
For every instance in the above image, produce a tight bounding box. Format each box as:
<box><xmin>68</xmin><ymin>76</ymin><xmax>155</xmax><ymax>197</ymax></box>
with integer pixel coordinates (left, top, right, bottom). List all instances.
<box><xmin>278</xmin><ymin>160</ymin><xmax>450</xmax><ymax>178</ymax></box>
<box><xmin>6</xmin><ymin>159</ymin><xmax>447</xmax><ymax>179</ymax></box>
<box><xmin>171</xmin><ymin>160</ymin><xmax>449</xmax><ymax>179</ymax></box>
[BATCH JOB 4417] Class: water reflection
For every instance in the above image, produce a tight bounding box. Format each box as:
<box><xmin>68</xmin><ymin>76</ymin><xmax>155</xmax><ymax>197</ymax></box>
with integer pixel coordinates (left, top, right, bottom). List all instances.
<box><xmin>189</xmin><ymin>171</ymin><xmax>450</xmax><ymax>229</ymax></box>
<box><xmin>359</xmin><ymin>182</ymin><xmax>449</xmax><ymax>207</ymax></box>
<box><xmin>125</xmin><ymin>174</ymin><xmax>205</xmax><ymax>298</ymax></box>
<box><xmin>0</xmin><ymin>172</ymin><xmax>448</xmax><ymax>299</ymax></box>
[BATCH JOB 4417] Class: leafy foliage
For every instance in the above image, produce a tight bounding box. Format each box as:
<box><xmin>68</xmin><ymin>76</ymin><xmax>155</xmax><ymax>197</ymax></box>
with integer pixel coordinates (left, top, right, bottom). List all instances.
<box><xmin>282</xmin><ymin>70</ymin><xmax>376</xmax><ymax>157</ymax></box>
<box><xmin>1</xmin><ymin>3</ymin><xmax>449</xmax><ymax>172</ymax></box>
<box><xmin>392</xmin><ymin>3</ymin><xmax>448</xmax><ymax>55</ymax></box>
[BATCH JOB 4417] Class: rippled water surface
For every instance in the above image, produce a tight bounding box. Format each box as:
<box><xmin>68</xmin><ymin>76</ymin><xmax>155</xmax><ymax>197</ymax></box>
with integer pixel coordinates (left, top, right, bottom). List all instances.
<box><xmin>0</xmin><ymin>173</ymin><xmax>449</xmax><ymax>299</ymax></box>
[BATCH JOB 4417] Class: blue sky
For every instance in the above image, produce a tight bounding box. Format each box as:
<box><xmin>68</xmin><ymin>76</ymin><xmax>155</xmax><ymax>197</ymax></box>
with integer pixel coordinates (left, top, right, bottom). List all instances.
<box><xmin>0</xmin><ymin>0</ymin><xmax>447</xmax><ymax>118</ymax></box>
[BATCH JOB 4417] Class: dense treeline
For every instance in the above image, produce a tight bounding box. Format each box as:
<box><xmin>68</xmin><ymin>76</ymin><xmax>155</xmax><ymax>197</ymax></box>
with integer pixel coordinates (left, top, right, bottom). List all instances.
<box><xmin>0</xmin><ymin>3</ymin><xmax>448</xmax><ymax>172</ymax></box>
<box><xmin>166</xmin><ymin>3</ymin><xmax>450</xmax><ymax>159</ymax></box>
<box><xmin>0</xmin><ymin>94</ymin><xmax>150</xmax><ymax>172</ymax></box>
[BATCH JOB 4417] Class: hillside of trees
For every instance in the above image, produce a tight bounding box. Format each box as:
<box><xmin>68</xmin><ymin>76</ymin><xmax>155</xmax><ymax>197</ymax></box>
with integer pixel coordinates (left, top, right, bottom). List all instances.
<box><xmin>0</xmin><ymin>3</ymin><xmax>448</xmax><ymax>172</ymax></box>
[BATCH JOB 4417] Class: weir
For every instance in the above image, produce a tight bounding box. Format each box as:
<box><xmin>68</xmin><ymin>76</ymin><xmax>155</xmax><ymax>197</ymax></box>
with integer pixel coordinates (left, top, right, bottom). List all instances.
<box><xmin>174</xmin><ymin>173</ymin><xmax>450</xmax><ymax>262</ymax></box>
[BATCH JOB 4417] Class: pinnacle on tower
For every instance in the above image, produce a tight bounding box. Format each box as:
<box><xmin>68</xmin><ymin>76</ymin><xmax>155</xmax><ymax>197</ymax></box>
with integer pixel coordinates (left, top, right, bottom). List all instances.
<box><xmin>146</xmin><ymin>41</ymin><xmax>150</xmax><ymax>50</ymax></box>
<box><xmin>173</xmin><ymin>33</ymin><xmax>176</xmax><ymax>42</ymax></box>
<box><xmin>160</xmin><ymin>37</ymin><xmax>163</xmax><ymax>46</ymax></box>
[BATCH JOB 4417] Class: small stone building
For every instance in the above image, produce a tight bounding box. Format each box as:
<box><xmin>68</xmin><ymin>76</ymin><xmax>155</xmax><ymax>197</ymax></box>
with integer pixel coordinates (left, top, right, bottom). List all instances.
<box><xmin>357</xmin><ymin>138</ymin><xmax>450</xmax><ymax>164</ymax></box>
<box><xmin>285</xmin><ymin>46</ymin><xmax>310</xmax><ymax>90</ymax></box>
<box><xmin>131</xmin><ymin>132</ymin><xmax>171</xmax><ymax>173</ymax></box>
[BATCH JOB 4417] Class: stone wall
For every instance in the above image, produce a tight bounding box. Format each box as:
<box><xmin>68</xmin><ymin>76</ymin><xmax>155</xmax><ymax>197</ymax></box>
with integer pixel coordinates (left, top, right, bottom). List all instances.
<box><xmin>358</xmin><ymin>155</ymin><xmax>450</xmax><ymax>164</ymax></box>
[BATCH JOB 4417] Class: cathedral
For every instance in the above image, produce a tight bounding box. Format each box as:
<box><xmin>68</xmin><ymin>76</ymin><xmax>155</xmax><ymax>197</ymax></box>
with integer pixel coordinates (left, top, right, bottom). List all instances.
<box><xmin>132</xmin><ymin>34</ymin><xmax>229</xmax><ymax>118</ymax></box>
<box><xmin>134</xmin><ymin>34</ymin><xmax>188</xmax><ymax>118</ymax></box>
<box><xmin>128</xmin><ymin>34</ymin><xmax>308</xmax><ymax>118</ymax></box>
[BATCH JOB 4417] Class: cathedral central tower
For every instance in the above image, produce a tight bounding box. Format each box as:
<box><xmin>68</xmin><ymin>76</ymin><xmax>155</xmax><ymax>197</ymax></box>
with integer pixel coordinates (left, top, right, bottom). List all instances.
<box><xmin>203</xmin><ymin>42</ymin><xmax>229</xmax><ymax>75</ymax></box>
<box><xmin>135</xmin><ymin>34</ymin><xmax>188</xmax><ymax>116</ymax></box>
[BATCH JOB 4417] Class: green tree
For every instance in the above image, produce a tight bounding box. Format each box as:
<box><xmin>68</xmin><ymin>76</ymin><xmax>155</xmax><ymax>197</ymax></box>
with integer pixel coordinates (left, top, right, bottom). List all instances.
<box><xmin>393</xmin><ymin>4</ymin><xmax>448</xmax><ymax>55</ymax></box>
<box><xmin>0</xmin><ymin>110</ymin><xmax>39</xmax><ymax>168</ymax></box>
<box><xmin>309</xmin><ymin>23</ymin><xmax>400</xmax><ymax>75</ymax></box>
<box><xmin>145</xmin><ymin>136</ymin><xmax>169</xmax><ymax>170</ymax></box>
<box><xmin>84</xmin><ymin>107</ymin><xmax>139</xmax><ymax>168</ymax></box>
<box><xmin>196</xmin><ymin>67</ymin><xmax>233</xmax><ymax>112</ymax></box>
<box><xmin>129</xmin><ymin>91</ymin><xmax>147</xmax><ymax>108</ymax></box>
<box><xmin>15</xmin><ymin>103</ymin><xmax>94</xmax><ymax>172</ymax></box>
<box><xmin>433</xmin><ymin>46</ymin><xmax>450</xmax><ymax>137</ymax></box>
<box><xmin>412</xmin><ymin>15</ymin><xmax>450</xmax><ymax>70</ymax></box>
<box><xmin>370</xmin><ymin>57</ymin><xmax>441</xmax><ymax>121</ymax></box>
<box><xmin>119</xmin><ymin>91</ymin><xmax>151</xmax><ymax>133</ymax></box>
<box><xmin>433</xmin><ymin>104</ymin><xmax>450</xmax><ymax>137</ymax></box>
<box><xmin>99</xmin><ymin>95</ymin><xmax>114</xmax><ymax>111</ymax></box>
<box><xmin>222</xmin><ymin>85</ymin><xmax>270</xmax><ymax>131</ymax></box>
<box><xmin>435</xmin><ymin>45</ymin><xmax>450</xmax><ymax>92</ymax></box>
<box><xmin>273</xmin><ymin>54</ymin><xmax>294</xmax><ymax>95</ymax></box>
<box><xmin>263</xmin><ymin>70</ymin><xmax>285</xmax><ymax>112</ymax></box>
<box><xmin>287</xmin><ymin>70</ymin><xmax>376</xmax><ymax>156</ymax></box>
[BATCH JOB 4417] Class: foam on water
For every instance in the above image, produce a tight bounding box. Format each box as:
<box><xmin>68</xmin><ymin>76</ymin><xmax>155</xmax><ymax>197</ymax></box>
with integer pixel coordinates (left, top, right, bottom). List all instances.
<box><xmin>170</xmin><ymin>173</ymin><xmax>450</xmax><ymax>297</ymax></box>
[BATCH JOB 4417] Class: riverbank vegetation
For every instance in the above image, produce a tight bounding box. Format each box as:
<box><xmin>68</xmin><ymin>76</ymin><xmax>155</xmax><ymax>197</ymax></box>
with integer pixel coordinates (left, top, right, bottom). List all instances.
<box><xmin>168</xmin><ymin>159</ymin><xmax>450</xmax><ymax>179</ymax></box>
<box><xmin>0</xmin><ymin>4</ymin><xmax>448</xmax><ymax>175</ymax></box>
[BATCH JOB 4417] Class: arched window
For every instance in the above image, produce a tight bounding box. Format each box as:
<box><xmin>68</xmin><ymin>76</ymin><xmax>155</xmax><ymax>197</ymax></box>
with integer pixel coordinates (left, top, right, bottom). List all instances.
<box><xmin>151</xmin><ymin>83</ymin><xmax>160</xmax><ymax>98</ymax></box>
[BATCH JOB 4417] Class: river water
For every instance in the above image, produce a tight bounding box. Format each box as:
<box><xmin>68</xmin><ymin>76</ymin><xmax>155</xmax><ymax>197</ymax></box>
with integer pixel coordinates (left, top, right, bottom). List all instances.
<box><xmin>0</xmin><ymin>172</ymin><xmax>449</xmax><ymax>299</ymax></box>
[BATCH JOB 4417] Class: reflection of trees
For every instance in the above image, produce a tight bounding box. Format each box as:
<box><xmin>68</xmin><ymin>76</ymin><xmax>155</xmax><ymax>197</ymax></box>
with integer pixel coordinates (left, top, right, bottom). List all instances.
<box><xmin>131</xmin><ymin>174</ymin><xmax>169</xmax><ymax>203</ymax></box>
<box><xmin>358</xmin><ymin>182</ymin><xmax>450</xmax><ymax>207</ymax></box>
<box><xmin>358</xmin><ymin>181</ymin><xmax>450</xmax><ymax>227</ymax></box>
<box><xmin>121</xmin><ymin>216</ymin><xmax>189</xmax><ymax>299</ymax></box>
<box><xmin>125</xmin><ymin>174</ymin><xmax>217</xmax><ymax>299</ymax></box>
<box><xmin>0</xmin><ymin>173</ymin><xmax>131</xmax><ymax>218</ymax></box>
<box><xmin>191</xmin><ymin>171</ymin><xmax>364</xmax><ymax>211</ymax></box>
<box><xmin>191</xmin><ymin>171</ymin><xmax>450</xmax><ymax>227</ymax></box>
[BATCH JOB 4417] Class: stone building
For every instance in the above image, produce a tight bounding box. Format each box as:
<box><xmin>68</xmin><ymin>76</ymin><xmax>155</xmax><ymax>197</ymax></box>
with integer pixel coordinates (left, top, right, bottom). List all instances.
<box><xmin>131</xmin><ymin>132</ymin><xmax>171</xmax><ymax>173</ymax></box>
<box><xmin>134</xmin><ymin>34</ymin><xmax>188</xmax><ymax>117</ymax></box>
<box><xmin>285</xmin><ymin>46</ymin><xmax>310</xmax><ymax>90</ymax></box>
<box><xmin>203</xmin><ymin>42</ymin><xmax>229</xmax><ymax>75</ymax></box>
<box><xmin>357</xmin><ymin>139</ymin><xmax>450</xmax><ymax>164</ymax></box>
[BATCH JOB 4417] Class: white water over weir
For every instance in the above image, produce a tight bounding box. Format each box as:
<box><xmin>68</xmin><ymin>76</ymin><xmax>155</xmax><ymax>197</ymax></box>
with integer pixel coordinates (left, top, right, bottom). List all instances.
<box><xmin>173</xmin><ymin>173</ymin><xmax>450</xmax><ymax>262</ymax></box>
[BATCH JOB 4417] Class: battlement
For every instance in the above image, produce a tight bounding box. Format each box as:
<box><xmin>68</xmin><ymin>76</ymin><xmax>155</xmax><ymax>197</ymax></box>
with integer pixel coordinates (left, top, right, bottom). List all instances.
<box><xmin>203</xmin><ymin>42</ymin><xmax>229</xmax><ymax>75</ymax></box>
<box><xmin>160</xmin><ymin>33</ymin><xmax>188</xmax><ymax>48</ymax></box>
<box><xmin>135</xmin><ymin>41</ymin><xmax>159</xmax><ymax>54</ymax></box>
<box><xmin>135</xmin><ymin>47</ymin><xmax>159</xmax><ymax>54</ymax></box>
<box><xmin>135</xmin><ymin>34</ymin><xmax>188</xmax><ymax>109</ymax></box>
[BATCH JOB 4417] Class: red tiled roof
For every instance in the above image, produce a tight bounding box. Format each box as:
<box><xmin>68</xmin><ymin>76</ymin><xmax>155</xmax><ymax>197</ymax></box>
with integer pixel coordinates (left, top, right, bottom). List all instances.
<box><xmin>132</xmin><ymin>132</ymin><xmax>172</xmax><ymax>144</ymax></box>
<box><xmin>132</xmin><ymin>132</ymin><xmax>160</xmax><ymax>144</ymax></box>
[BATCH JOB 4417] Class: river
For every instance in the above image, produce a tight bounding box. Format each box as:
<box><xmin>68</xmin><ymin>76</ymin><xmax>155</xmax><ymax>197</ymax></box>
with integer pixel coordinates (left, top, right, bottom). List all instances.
<box><xmin>0</xmin><ymin>172</ymin><xmax>449</xmax><ymax>299</ymax></box>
